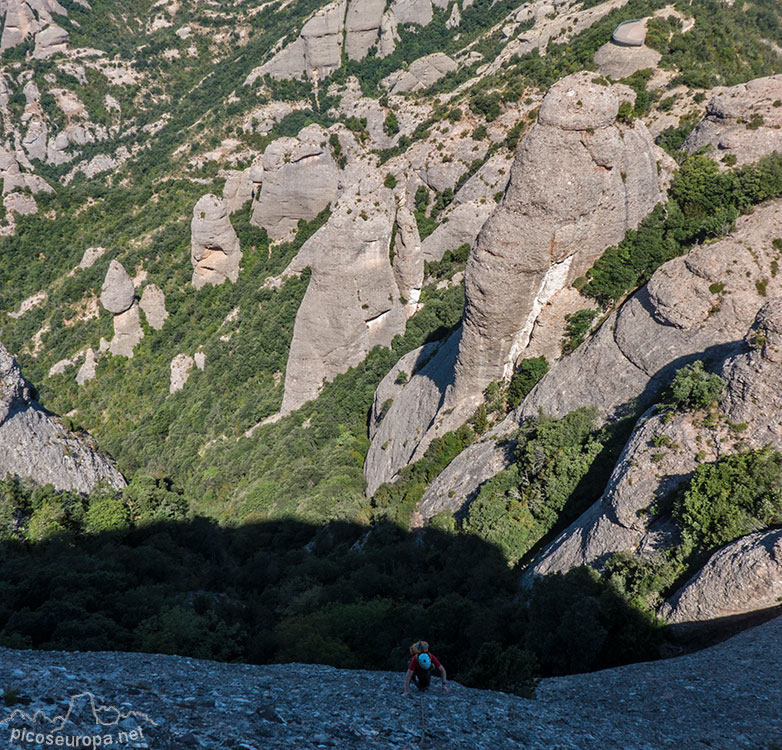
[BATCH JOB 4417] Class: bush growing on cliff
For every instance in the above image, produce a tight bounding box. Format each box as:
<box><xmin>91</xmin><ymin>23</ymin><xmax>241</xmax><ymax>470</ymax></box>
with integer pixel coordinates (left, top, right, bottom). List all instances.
<box><xmin>506</xmin><ymin>357</ymin><xmax>549</xmax><ymax>409</ymax></box>
<box><xmin>583</xmin><ymin>153</ymin><xmax>782</xmax><ymax>306</ymax></box>
<box><xmin>661</xmin><ymin>360</ymin><xmax>725</xmax><ymax>411</ymax></box>
<box><xmin>674</xmin><ymin>446</ymin><xmax>782</xmax><ymax>550</ymax></box>
<box><xmin>462</xmin><ymin>408</ymin><xmax>610</xmax><ymax>564</ymax></box>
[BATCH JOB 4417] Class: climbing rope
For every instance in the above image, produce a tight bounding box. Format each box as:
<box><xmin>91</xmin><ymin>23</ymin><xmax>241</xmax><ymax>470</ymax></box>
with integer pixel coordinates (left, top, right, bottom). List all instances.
<box><xmin>418</xmin><ymin>692</ymin><xmax>426</xmax><ymax>748</ymax></box>
<box><xmin>400</xmin><ymin>692</ymin><xmax>426</xmax><ymax>749</ymax></box>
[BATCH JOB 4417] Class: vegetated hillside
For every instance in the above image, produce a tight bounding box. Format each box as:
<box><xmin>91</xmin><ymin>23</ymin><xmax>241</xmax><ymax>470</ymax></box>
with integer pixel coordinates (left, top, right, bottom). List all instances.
<box><xmin>0</xmin><ymin>0</ymin><xmax>781</xmax><ymax>691</ymax></box>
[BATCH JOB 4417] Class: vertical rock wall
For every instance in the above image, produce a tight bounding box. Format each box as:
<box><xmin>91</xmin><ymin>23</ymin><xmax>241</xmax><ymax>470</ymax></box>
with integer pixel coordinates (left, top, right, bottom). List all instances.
<box><xmin>364</xmin><ymin>72</ymin><xmax>668</xmax><ymax>495</ymax></box>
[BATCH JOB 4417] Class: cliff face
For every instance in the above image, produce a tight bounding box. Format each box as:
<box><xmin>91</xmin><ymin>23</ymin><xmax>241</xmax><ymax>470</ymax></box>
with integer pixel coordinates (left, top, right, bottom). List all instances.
<box><xmin>0</xmin><ymin>343</ymin><xmax>125</xmax><ymax>493</ymax></box>
<box><xmin>364</xmin><ymin>72</ymin><xmax>669</xmax><ymax>496</ymax></box>
<box><xmin>277</xmin><ymin>179</ymin><xmax>408</xmax><ymax>416</ymax></box>
<box><xmin>526</xmin><ymin>294</ymin><xmax>782</xmax><ymax>624</ymax></box>
<box><xmin>422</xmin><ymin>198</ymin><xmax>782</xmax><ymax>521</ymax></box>
<box><xmin>452</xmin><ymin>72</ymin><xmax>665</xmax><ymax>402</ymax></box>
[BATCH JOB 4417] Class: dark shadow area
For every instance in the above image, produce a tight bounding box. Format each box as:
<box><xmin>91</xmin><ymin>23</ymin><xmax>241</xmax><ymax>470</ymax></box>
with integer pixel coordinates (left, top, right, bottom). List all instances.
<box><xmin>0</xmin><ymin>515</ymin><xmax>665</xmax><ymax>692</ymax></box>
<box><xmin>663</xmin><ymin>605</ymin><xmax>782</xmax><ymax>655</ymax></box>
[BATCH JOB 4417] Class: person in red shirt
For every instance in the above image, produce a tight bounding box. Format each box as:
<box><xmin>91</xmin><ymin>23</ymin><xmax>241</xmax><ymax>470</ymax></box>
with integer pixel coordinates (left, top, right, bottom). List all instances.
<box><xmin>403</xmin><ymin>649</ymin><xmax>449</xmax><ymax>696</ymax></box>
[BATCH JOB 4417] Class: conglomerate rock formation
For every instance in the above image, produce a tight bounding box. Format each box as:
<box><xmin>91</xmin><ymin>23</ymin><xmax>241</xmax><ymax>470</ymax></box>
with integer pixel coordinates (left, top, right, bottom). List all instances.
<box><xmin>250</xmin><ymin>125</ymin><xmax>339</xmax><ymax>240</ymax></box>
<box><xmin>683</xmin><ymin>74</ymin><xmax>782</xmax><ymax>167</ymax></box>
<box><xmin>190</xmin><ymin>193</ymin><xmax>242</xmax><ymax>289</ymax></box>
<box><xmin>364</xmin><ymin>71</ymin><xmax>668</xmax><ymax>496</ymax></box>
<box><xmin>278</xmin><ymin>178</ymin><xmax>413</xmax><ymax>415</ymax></box>
<box><xmin>525</xmin><ymin>295</ymin><xmax>782</xmax><ymax>622</ymax></box>
<box><xmin>0</xmin><ymin>342</ymin><xmax>126</xmax><ymax>493</ymax></box>
<box><xmin>419</xmin><ymin>198</ymin><xmax>782</xmax><ymax>523</ymax></box>
<box><xmin>1</xmin><ymin>616</ymin><xmax>781</xmax><ymax>748</ymax></box>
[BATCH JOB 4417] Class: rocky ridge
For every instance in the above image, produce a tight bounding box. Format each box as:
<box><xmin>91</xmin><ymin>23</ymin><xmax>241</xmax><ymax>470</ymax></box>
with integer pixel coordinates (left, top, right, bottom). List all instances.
<box><xmin>524</xmin><ymin>295</ymin><xmax>782</xmax><ymax>624</ymax></box>
<box><xmin>683</xmin><ymin>74</ymin><xmax>782</xmax><ymax>167</ymax></box>
<box><xmin>1</xmin><ymin>615</ymin><xmax>781</xmax><ymax>749</ymax></box>
<box><xmin>0</xmin><ymin>341</ymin><xmax>125</xmax><ymax>493</ymax></box>
<box><xmin>364</xmin><ymin>71</ymin><xmax>670</xmax><ymax>496</ymax></box>
<box><xmin>414</xmin><ymin>180</ymin><xmax>782</xmax><ymax>528</ymax></box>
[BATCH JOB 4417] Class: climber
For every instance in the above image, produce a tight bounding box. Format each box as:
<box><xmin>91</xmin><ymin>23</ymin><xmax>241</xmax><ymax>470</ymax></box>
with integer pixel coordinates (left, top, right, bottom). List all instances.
<box><xmin>403</xmin><ymin>641</ymin><xmax>449</xmax><ymax>696</ymax></box>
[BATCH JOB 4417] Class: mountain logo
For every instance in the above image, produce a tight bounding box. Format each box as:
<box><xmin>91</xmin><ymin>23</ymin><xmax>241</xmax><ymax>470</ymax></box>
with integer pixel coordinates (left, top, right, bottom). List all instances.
<box><xmin>1</xmin><ymin>691</ymin><xmax>158</xmax><ymax>746</ymax></box>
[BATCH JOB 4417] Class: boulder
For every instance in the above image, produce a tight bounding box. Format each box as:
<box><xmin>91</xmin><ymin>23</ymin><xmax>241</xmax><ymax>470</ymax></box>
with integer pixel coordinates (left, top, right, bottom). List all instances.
<box><xmin>453</xmin><ymin>75</ymin><xmax>662</xmax><ymax>399</ymax></box>
<box><xmin>139</xmin><ymin>284</ymin><xmax>168</xmax><ymax>330</ymax></box>
<box><xmin>660</xmin><ymin>530</ymin><xmax>782</xmax><ymax>624</ymax></box>
<box><xmin>109</xmin><ymin>303</ymin><xmax>144</xmax><ymax>358</ymax></box>
<box><xmin>594</xmin><ymin>42</ymin><xmax>661</xmax><ymax>80</ymax></box>
<box><xmin>365</xmin><ymin>72</ymin><xmax>667</xmax><ymax>494</ymax></box>
<box><xmin>300</xmin><ymin>0</ymin><xmax>346</xmax><ymax>78</ymax></box>
<box><xmin>251</xmin><ymin>127</ymin><xmax>339</xmax><ymax>240</ymax></box>
<box><xmin>170</xmin><ymin>354</ymin><xmax>194</xmax><ymax>393</ymax></box>
<box><xmin>76</xmin><ymin>348</ymin><xmax>96</xmax><ymax>386</ymax></box>
<box><xmin>100</xmin><ymin>260</ymin><xmax>135</xmax><ymax>314</ymax></box>
<box><xmin>683</xmin><ymin>75</ymin><xmax>782</xmax><ymax>167</ymax></box>
<box><xmin>33</xmin><ymin>23</ymin><xmax>68</xmax><ymax>59</ymax></box>
<box><xmin>4</xmin><ymin>191</ymin><xmax>37</xmax><ymax>215</ymax></box>
<box><xmin>0</xmin><ymin>144</ymin><xmax>52</xmax><ymax>195</ymax></box>
<box><xmin>0</xmin><ymin>341</ymin><xmax>125</xmax><ymax>493</ymax></box>
<box><xmin>79</xmin><ymin>246</ymin><xmax>106</xmax><ymax>270</ymax></box>
<box><xmin>191</xmin><ymin>194</ymin><xmax>242</xmax><ymax>289</ymax></box>
<box><xmin>278</xmin><ymin>180</ymin><xmax>408</xmax><ymax>415</ymax></box>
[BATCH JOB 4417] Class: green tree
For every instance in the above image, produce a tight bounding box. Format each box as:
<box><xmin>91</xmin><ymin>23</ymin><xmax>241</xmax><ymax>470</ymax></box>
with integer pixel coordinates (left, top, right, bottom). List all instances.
<box><xmin>84</xmin><ymin>492</ymin><xmax>129</xmax><ymax>534</ymax></box>
<box><xmin>674</xmin><ymin>446</ymin><xmax>782</xmax><ymax>550</ymax></box>
<box><xmin>383</xmin><ymin>112</ymin><xmax>400</xmax><ymax>136</ymax></box>
<box><xmin>663</xmin><ymin>360</ymin><xmax>724</xmax><ymax>411</ymax></box>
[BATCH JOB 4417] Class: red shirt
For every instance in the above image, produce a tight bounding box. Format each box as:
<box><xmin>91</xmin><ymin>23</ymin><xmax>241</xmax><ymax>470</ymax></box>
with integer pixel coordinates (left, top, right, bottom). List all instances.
<box><xmin>408</xmin><ymin>653</ymin><xmax>441</xmax><ymax>672</ymax></box>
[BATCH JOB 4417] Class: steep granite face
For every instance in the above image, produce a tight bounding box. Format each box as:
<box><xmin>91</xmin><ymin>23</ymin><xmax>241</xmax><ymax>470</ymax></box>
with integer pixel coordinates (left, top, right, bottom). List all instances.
<box><xmin>100</xmin><ymin>259</ymin><xmax>135</xmax><ymax>314</ymax></box>
<box><xmin>250</xmin><ymin>126</ymin><xmax>339</xmax><ymax>240</ymax></box>
<box><xmin>660</xmin><ymin>529</ymin><xmax>782</xmax><ymax>625</ymax></box>
<box><xmin>525</xmin><ymin>293</ymin><xmax>782</xmax><ymax>615</ymax></box>
<box><xmin>452</xmin><ymin>71</ymin><xmax>663</xmax><ymax>402</ymax></box>
<box><xmin>0</xmin><ymin>342</ymin><xmax>126</xmax><ymax>493</ymax></box>
<box><xmin>278</xmin><ymin>179</ymin><xmax>407</xmax><ymax>416</ymax></box>
<box><xmin>344</xmin><ymin>0</ymin><xmax>386</xmax><ymax>61</ymax></box>
<box><xmin>422</xmin><ymin>199</ymin><xmax>782</xmax><ymax>518</ymax></box>
<box><xmin>364</xmin><ymin>71</ymin><xmax>667</xmax><ymax>495</ymax></box>
<box><xmin>190</xmin><ymin>194</ymin><xmax>242</xmax><ymax>289</ymax></box>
